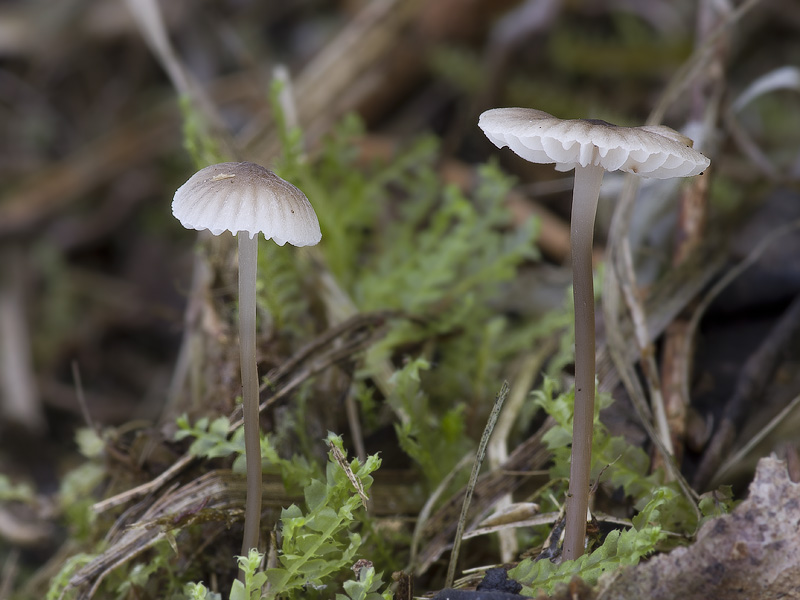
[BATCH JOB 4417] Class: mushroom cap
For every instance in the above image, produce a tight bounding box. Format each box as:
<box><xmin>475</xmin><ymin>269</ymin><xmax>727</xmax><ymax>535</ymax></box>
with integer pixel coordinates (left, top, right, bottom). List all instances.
<box><xmin>172</xmin><ymin>162</ymin><xmax>321</xmax><ymax>246</ymax></box>
<box><xmin>479</xmin><ymin>108</ymin><xmax>710</xmax><ymax>179</ymax></box>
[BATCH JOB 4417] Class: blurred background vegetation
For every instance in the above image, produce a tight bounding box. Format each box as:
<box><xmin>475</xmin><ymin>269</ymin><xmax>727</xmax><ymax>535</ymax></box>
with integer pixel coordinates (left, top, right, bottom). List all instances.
<box><xmin>1</xmin><ymin>0</ymin><xmax>799</xmax><ymax>598</ymax></box>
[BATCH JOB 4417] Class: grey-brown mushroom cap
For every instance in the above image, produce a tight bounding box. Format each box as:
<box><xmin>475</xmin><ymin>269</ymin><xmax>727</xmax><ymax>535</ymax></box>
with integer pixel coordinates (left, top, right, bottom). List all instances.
<box><xmin>172</xmin><ymin>162</ymin><xmax>322</xmax><ymax>246</ymax></box>
<box><xmin>478</xmin><ymin>108</ymin><xmax>710</xmax><ymax>179</ymax></box>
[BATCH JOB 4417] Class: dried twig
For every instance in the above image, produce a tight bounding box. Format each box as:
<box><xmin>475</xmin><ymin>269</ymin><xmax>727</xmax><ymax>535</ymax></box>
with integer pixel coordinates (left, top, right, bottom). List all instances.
<box><xmin>487</xmin><ymin>341</ymin><xmax>556</xmax><ymax>562</ymax></box>
<box><xmin>647</xmin><ymin>0</ymin><xmax>764</xmax><ymax>126</ymax></box>
<box><xmin>445</xmin><ymin>382</ymin><xmax>509</xmax><ymax>588</ymax></box>
<box><xmin>122</xmin><ymin>0</ymin><xmax>236</xmax><ymax>159</ymax></box>
<box><xmin>264</xmin><ymin>311</ymin><xmax>399</xmax><ymax>384</ymax></box>
<box><xmin>679</xmin><ymin>218</ymin><xmax>800</xmax><ymax>484</ymax></box>
<box><xmin>415</xmin><ymin>416</ymin><xmax>554</xmax><ymax>576</ymax></box>
<box><xmin>713</xmin><ymin>393</ymin><xmax>800</xmax><ymax>487</ymax></box>
<box><xmin>617</xmin><ymin>236</ymin><xmax>674</xmax><ymax>457</ymax></box>
<box><xmin>94</xmin><ymin>311</ymin><xmax>396</xmax><ymax>514</ymax></box>
<box><xmin>658</xmin><ymin>174</ymin><xmax>712</xmax><ymax>467</ymax></box>
<box><xmin>602</xmin><ymin>177</ymin><xmax>700</xmax><ymax>511</ymax></box>
<box><xmin>408</xmin><ymin>452</ymin><xmax>473</xmax><ymax>575</ymax></box>
<box><xmin>327</xmin><ymin>438</ymin><xmax>369</xmax><ymax>509</ymax></box>
<box><xmin>596</xmin><ymin>233</ymin><xmax>728</xmax><ymax>397</ymax></box>
<box><xmin>248</xmin><ymin>0</ymin><xmax>423</xmax><ymax>161</ymax></box>
<box><xmin>72</xmin><ymin>471</ymin><xmax>269</xmax><ymax>599</ymax></box>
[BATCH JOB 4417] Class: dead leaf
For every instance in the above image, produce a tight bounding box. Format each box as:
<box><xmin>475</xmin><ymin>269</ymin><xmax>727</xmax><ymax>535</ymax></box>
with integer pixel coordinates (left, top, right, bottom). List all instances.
<box><xmin>596</xmin><ymin>455</ymin><xmax>800</xmax><ymax>599</ymax></box>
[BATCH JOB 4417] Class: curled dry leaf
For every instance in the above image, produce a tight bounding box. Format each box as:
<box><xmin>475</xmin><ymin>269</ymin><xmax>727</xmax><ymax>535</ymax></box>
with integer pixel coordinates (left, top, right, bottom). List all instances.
<box><xmin>595</xmin><ymin>456</ymin><xmax>800</xmax><ymax>600</ymax></box>
<box><xmin>327</xmin><ymin>438</ymin><xmax>369</xmax><ymax>509</ymax></box>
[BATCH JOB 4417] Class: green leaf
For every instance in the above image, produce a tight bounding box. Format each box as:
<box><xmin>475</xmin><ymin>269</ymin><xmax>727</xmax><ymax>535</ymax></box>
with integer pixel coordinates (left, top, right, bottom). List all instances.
<box><xmin>184</xmin><ymin>582</ymin><xmax>222</xmax><ymax>600</ymax></box>
<box><xmin>337</xmin><ymin>566</ymin><xmax>393</xmax><ymax>600</ymax></box>
<box><xmin>304</xmin><ymin>480</ymin><xmax>328</xmax><ymax>512</ymax></box>
<box><xmin>511</xmin><ymin>382</ymin><xmax>701</xmax><ymax>594</ymax></box>
<box><xmin>260</xmin><ymin>437</ymin><xmax>381</xmax><ymax>600</ymax></box>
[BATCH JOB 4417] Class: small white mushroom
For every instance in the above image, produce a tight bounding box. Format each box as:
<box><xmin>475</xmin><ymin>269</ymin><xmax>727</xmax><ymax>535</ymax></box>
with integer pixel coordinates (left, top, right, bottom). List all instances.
<box><xmin>173</xmin><ymin>161</ymin><xmax>322</xmax><ymax>246</ymax></box>
<box><xmin>173</xmin><ymin>161</ymin><xmax>321</xmax><ymax>557</ymax></box>
<box><xmin>478</xmin><ymin>108</ymin><xmax>709</xmax><ymax>561</ymax></box>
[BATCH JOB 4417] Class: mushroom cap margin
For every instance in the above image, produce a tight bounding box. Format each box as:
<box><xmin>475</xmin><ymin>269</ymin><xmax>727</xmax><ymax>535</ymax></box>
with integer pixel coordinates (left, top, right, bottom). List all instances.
<box><xmin>478</xmin><ymin>107</ymin><xmax>710</xmax><ymax>179</ymax></box>
<box><xmin>172</xmin><ymin>161</ymin><xmax>322</xmax><ymax>247</ymax></box>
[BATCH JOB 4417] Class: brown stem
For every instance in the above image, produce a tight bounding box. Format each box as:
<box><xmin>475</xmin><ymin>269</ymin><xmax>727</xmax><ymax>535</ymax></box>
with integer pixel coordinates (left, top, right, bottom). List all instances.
<box><xmin>238</xmin><ymin>233</ymin><xmax>262</xmax><ymax>558</ymax></box>
<box><xmin>563</xmin><ymin>164</ymin><xmax>604</xmax><ymax>561</ymax></box>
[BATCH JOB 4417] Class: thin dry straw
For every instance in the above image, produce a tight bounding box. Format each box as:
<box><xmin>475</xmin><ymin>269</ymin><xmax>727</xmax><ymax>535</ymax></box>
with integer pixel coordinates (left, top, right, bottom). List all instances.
<box><xmin>445</xmin><ymin>381</ymin><xmax>511</xmax><ymax>589</ymax></box>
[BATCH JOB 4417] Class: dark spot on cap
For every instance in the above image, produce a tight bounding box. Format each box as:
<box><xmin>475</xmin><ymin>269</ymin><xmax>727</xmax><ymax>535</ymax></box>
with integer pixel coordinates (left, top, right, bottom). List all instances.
<box><xmin>584</xmin><ymin>118</ymin><xmax>616</xmax><ymax>127</ymax></box>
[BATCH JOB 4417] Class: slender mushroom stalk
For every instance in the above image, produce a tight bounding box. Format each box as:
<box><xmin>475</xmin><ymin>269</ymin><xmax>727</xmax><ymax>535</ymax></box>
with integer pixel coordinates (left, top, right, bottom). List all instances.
<box><xmin>478</xmin><ymin>108</ymin><xmax>709</xmax><ymax>560</ymax></box>
<box><xmin>237</xmin><ymin>232</ymin><xmax>262</xmax><ymax>556</ymax></box>
<box><xmin>172</xmin><ymin>162</ymin><xmax>321</xmax><ymax>559</ymax></box>
<box><xmin>563</xmin><ymin>163</ymin><xmax>604</xmax><ymax>560</ymax></box>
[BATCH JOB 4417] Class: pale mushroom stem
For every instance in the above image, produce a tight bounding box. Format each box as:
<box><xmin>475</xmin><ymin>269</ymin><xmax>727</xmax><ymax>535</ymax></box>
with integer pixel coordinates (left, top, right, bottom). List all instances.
<box><xmin>563</xmin><ymin>163</ymin><xmax>605</xmax><ymax>561</ymax></box>
<box><xmin>238</xmin><ymin>232</ymin><xmax>263</xmax><ymax>558</ymax></box>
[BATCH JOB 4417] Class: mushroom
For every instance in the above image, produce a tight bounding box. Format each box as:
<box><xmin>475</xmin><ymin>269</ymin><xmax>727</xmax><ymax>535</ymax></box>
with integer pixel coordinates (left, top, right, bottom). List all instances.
<box><xmin>478</xmin><ymin>108</ymin><xmax>709</xmax><ymax>560</ymax></box>
<box><xmin>172</xmin><ymin>161</ymin><xmax>321</xmax><ymax>556</ymax></box>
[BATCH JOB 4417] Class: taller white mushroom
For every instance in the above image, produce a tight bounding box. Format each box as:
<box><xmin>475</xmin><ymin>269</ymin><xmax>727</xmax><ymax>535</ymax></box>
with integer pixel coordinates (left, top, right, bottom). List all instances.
<box><xmin>173</xmin><ymin>161</ymin><xmax>321</xmax><ymax>558</ymax></box>
<box><xmin>478</xmin><ymin>108</ymin><xmax>709</xmax><ymax>560</ymax></box>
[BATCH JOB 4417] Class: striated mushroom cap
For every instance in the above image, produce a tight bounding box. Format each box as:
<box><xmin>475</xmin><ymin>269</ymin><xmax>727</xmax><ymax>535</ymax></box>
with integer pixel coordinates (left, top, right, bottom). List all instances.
<box><xmin>478</xmin><ymin>108</ymin><xmax>710</xmax><ymax>179</ymax></box>
<box><xmin>172</xmin><ymin>161</ymin><xmax>321</xmax><ymax>246</ymax></box>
